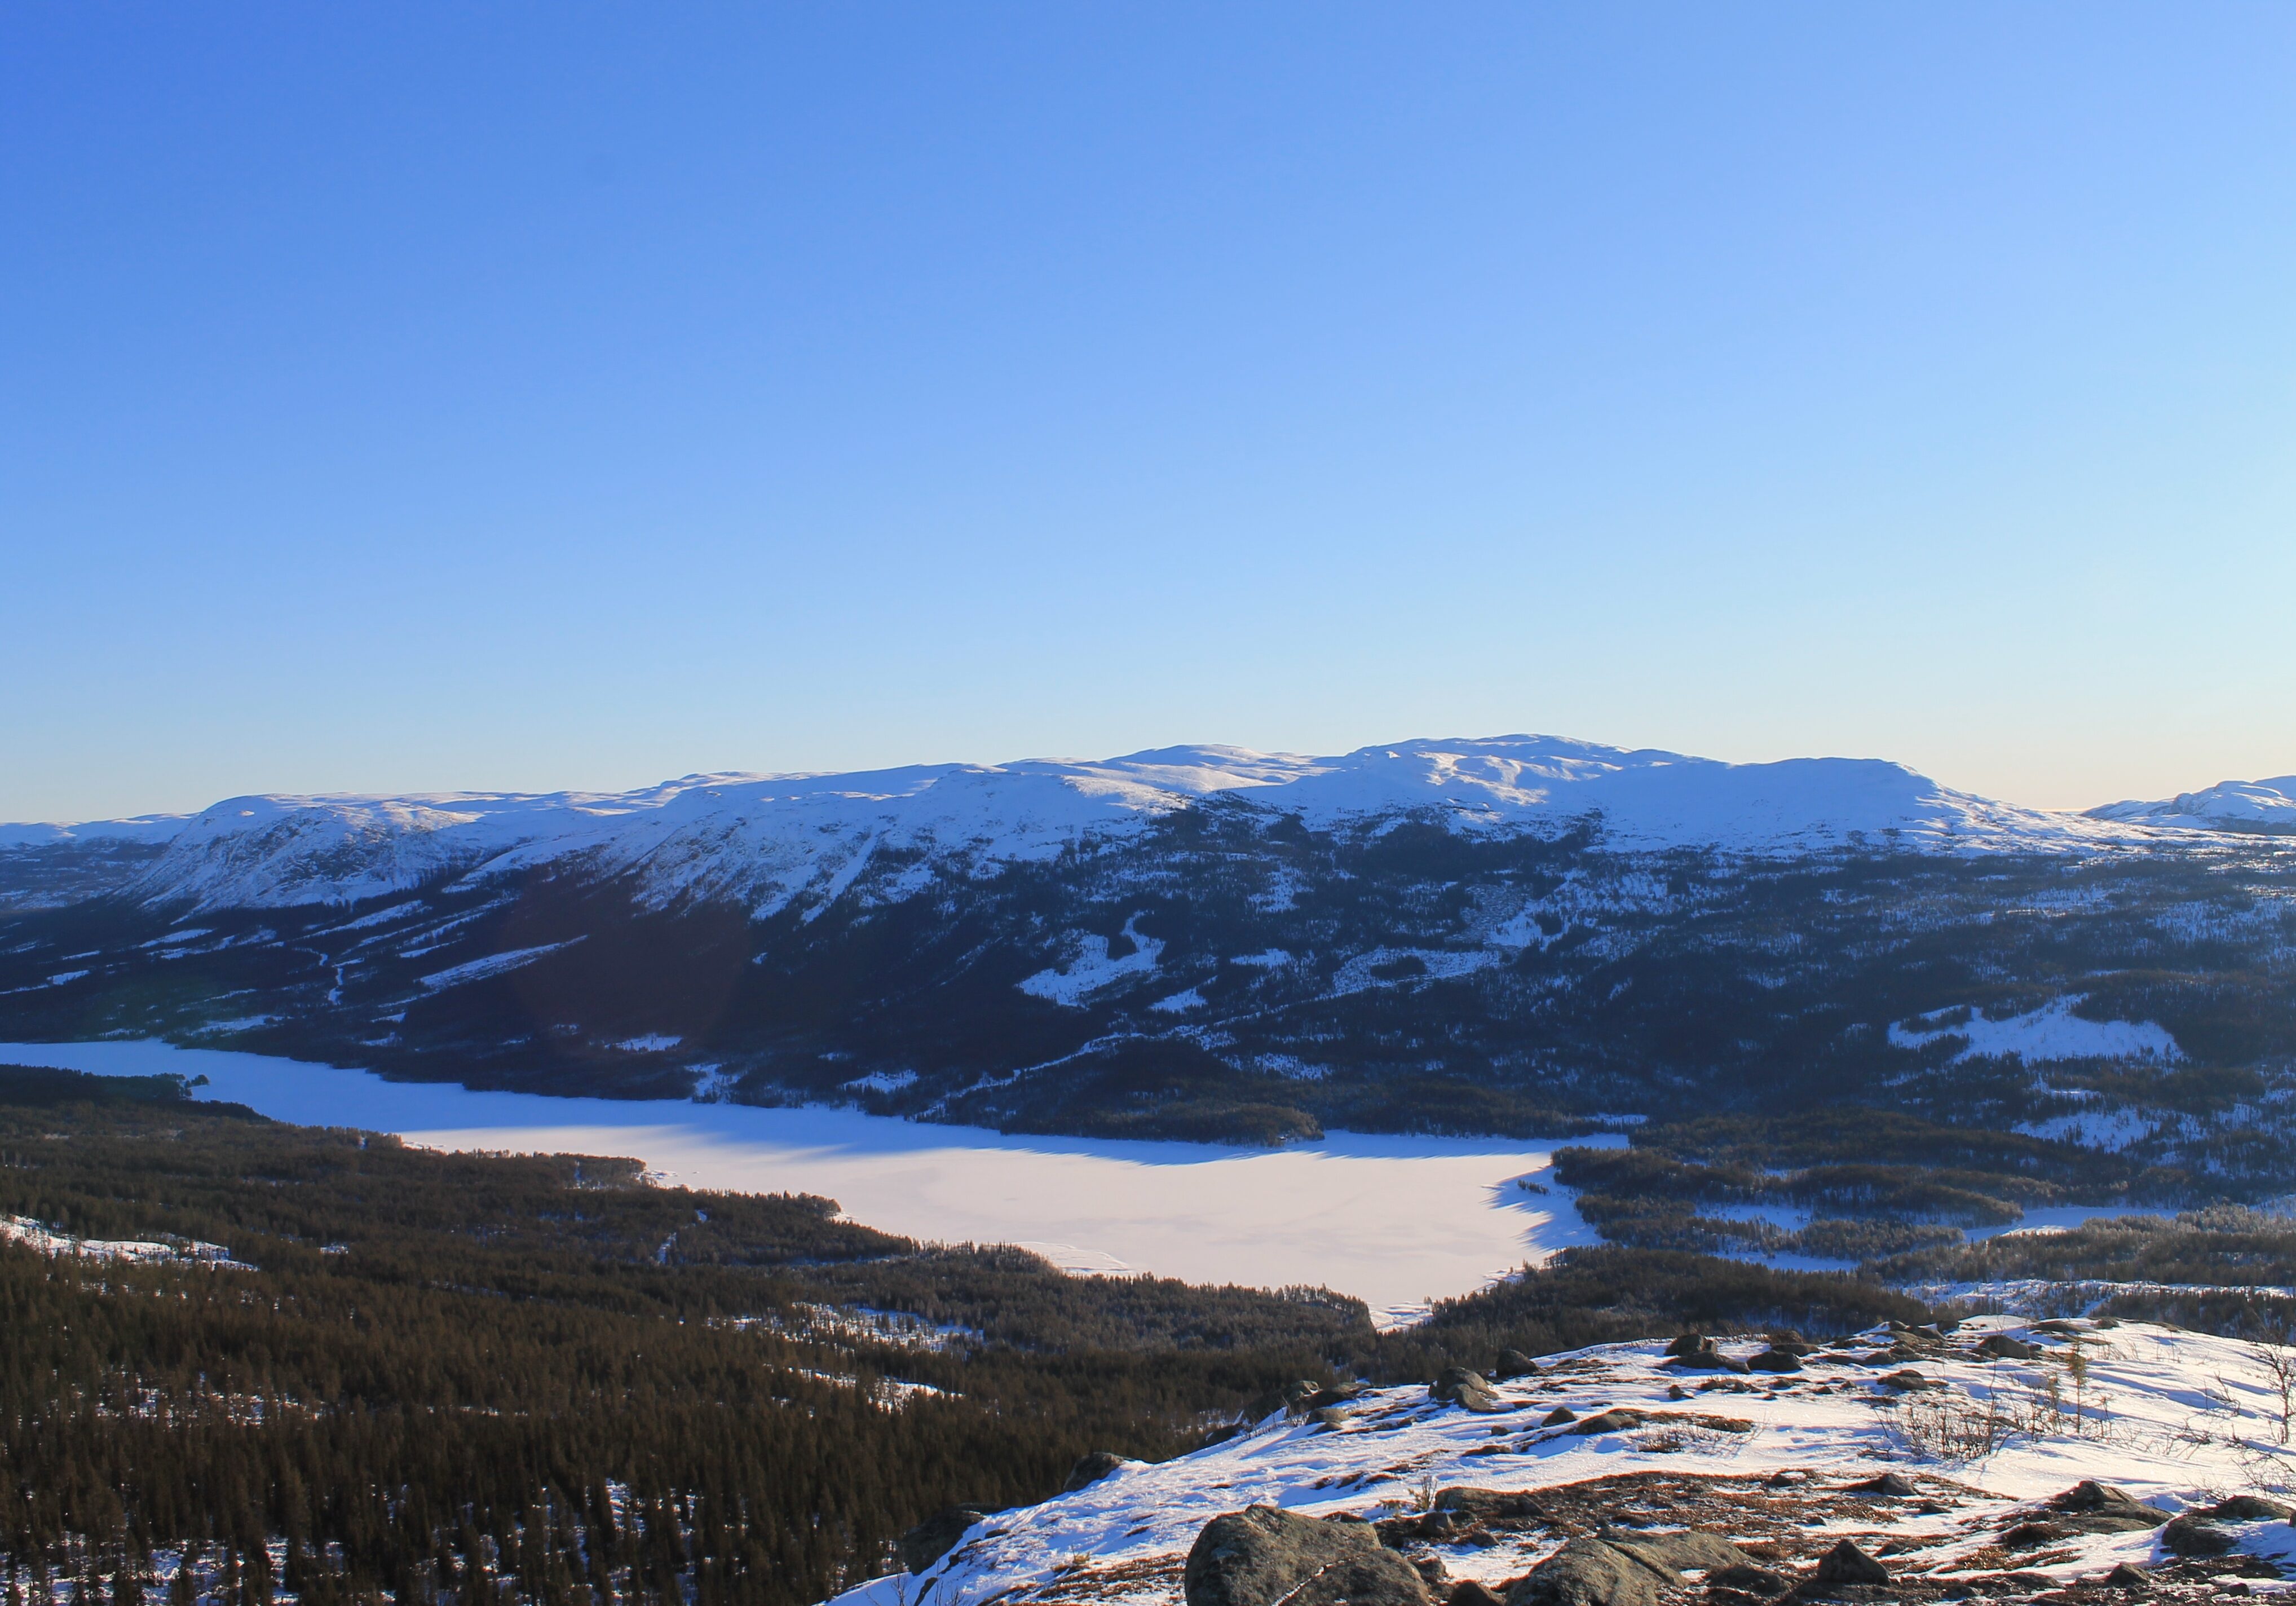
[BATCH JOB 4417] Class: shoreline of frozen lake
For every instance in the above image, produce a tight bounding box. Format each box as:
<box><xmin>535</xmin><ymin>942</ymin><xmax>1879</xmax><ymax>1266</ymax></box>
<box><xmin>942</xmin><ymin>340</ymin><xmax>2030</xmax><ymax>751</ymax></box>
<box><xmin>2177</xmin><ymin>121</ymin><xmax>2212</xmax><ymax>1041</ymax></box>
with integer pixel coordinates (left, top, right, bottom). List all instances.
<box><xmin>0</xmin><ymin>1039</ymin><xmax>1617</xmax><ymax>1325</ymax></box>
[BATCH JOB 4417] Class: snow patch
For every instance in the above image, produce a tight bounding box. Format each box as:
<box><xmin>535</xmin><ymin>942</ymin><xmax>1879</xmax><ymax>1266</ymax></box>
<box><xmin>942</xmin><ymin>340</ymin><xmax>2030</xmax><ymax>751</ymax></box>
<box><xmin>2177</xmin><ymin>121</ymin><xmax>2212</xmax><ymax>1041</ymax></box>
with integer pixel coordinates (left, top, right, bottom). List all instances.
<box><xmin>1017</xmin><ymin>915</ymin><xmax>1163</xmax><ymax>1005</ymax></box>
<box><xmin>1890</xmin><ymin>996</ymin><xmax>2182</xmax><ymax>1064</ymax></box>
<box><xmin>418</xmin><ymin>937</ymin><xmax>585</xmax><ymax>991</ymax></box>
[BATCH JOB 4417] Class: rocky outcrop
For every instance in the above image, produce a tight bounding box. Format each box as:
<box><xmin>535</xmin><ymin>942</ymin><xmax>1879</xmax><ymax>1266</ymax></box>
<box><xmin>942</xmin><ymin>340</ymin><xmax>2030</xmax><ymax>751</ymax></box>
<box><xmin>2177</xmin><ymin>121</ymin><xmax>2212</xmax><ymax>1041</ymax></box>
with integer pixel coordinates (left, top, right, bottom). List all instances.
<box><xmin>1185</xmin><ymin>1506</ymin><xmax>1432</xmax><ymax>1606</ymax></box>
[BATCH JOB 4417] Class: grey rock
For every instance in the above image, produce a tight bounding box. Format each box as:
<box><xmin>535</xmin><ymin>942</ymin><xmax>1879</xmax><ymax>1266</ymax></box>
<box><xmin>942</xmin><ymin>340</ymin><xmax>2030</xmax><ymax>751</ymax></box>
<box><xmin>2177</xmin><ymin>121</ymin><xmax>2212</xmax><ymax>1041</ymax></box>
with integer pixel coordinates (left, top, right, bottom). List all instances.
<box><xmin>1746</xmin><ymin>1349</ymin><xmax>1803</xmax><ymax>1374</ymax></box>
<box><xmin>1849</xmin><ymin>1472</ymin><xmax>1918</xmax><ymax>1497</ymax></box>
<box><xmin>2209</xmin><ymin>1494</ymin><xmax>2295</xmax><ymax>1521</ymax></box>
<box><xmin>1540</xmin><ymin>1405</ymin><xmax>1577</xmax><ymax>1426</ymax></box>
<box><xmin>900</xmin><ymin>1505</ymin><xmax>995</xmax><ymax>1573</ymax></box>
<box><xmin>2045</xmin><ymin>1480</ymin><xmax>2165</xmax><ymax>1534</ymax></box>
<box><xmin>1185</xmin><ymin>1506</ymin><xmax>1433</xmax><ymax>1606</ymax></box>
<box><xmin>1491</xmin><ymin>1348</ymin><xmax>1543</xmax><ymax>1381</ymax></box>
<box><xmin>2158</xmin><ymin>1513</ymin><xmax>2236</xmax><ymax>1556</ymax></box>
<box><xmin>1430</xmin><ymin>1366</ymin><xmax>1507</xmax><ymax>1414</ymax></box>
<box><xmin>2102</xmin><ymin>1561</ymin><xmax>2153</xmax><ymax>1587</ymax></box>
<box><xmin>1447</xmin><ymin>1582</ymin><xmax>1505</xmax><ymax>1606</ymax></box>
<box><xmin>1063</xmin><ymin>1451</ymin><xmax>1129</xmax><ymax>1493</ymax></box>
<box><xmin>1668</xmin><ymin>1350</ymin><xmax>1751</xmax><ymax>1374</ymax></box>
<box><xmin>1663</xmin><ymin>1333</ymin><xmax>1712</xmax><ymax>1358</ymax></box>
<box><xmin>1975</xmin><ymin>1334</ymin><xmax>2037</xmax><ymax>1361</ymax></box>
<box><xmin>1566</xmin><ymin>1409</ymin><xmax>1645</xmax><ymax>1436</ymax></box>
<box><xmin>1808</xmin><ymin>1539</ymin><xmax>1889</xmax><ymax>1588</ymax></box>
<box><xmin>1503</xmin><ymin>1537</ymin><xmax>1671</xmax><ymax>1606</ymax></box>
<box><xmin>1708</xmin><ymin>1563</ymin><xmax>1790</xmax><ymax>1595</ymax></box>
<box><xmin>1599</xmin><ymin>1530</ymin><xmax>1752</xmax><ymax>1575</ymax></box>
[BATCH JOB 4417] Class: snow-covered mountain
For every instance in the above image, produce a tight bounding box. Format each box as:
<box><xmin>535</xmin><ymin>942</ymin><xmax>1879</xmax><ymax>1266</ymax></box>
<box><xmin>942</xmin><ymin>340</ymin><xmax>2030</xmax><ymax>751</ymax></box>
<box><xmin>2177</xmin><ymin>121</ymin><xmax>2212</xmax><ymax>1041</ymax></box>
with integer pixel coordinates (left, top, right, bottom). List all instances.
<box><xmin>2089</xmin><ymin>774</ymin><xmax>2296</xmax><ymax>835</ymax></box>
<box><xmin>2</xmin><ymin>736</ymin><xmax>2289</xmax><ymax>1159</ymax></box>
<box><xmin>0</xmin><ymin>735</ymin><xmax>2191</xmax><ymax>917</ymax></box>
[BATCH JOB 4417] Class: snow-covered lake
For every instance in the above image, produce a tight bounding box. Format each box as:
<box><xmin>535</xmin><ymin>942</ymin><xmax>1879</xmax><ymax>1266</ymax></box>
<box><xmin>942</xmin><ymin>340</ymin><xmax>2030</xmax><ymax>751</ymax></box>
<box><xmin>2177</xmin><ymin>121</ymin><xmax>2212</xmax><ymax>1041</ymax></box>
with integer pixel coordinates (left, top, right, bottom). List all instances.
<box><xmin>0</xmin><ymin>1039</ymin><xmax>1613</xmax><ymax>1325</ymax></box>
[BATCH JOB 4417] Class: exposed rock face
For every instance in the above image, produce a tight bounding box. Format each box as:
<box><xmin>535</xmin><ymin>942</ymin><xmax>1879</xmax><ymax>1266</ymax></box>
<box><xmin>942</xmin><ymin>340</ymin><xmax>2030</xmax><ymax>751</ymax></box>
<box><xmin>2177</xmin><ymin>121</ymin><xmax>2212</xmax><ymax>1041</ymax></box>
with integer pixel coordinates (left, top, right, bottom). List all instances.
<box><xmin>900</xmin><ymin>1505</ymin><xmax>995</xmax><ymax>1573</ymax></box>
<box><xmin>1184</xmin><ymin>1506</ymin><xmax>1432</xmax><ymax>1606</ymax></box>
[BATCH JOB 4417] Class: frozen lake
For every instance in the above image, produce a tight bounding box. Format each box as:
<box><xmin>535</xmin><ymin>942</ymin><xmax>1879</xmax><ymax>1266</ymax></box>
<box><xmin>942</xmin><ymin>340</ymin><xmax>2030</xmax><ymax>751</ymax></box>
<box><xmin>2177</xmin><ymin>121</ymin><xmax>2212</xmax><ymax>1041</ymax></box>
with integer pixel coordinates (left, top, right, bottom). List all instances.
<box><xmin>0</xmin><ymin>1039</ymin><xmax>1612</xmax><ymax>1325</ymax></box>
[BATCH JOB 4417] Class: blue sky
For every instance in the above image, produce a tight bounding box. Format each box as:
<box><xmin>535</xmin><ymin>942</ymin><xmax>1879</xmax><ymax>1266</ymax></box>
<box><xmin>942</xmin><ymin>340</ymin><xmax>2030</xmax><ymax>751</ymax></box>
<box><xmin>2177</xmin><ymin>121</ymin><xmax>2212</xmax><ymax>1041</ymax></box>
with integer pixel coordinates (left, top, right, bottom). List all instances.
<box><xmin>5</xmin><ymin>4</ymin><xmax>2292</xmax><ymax>820</ymax></box>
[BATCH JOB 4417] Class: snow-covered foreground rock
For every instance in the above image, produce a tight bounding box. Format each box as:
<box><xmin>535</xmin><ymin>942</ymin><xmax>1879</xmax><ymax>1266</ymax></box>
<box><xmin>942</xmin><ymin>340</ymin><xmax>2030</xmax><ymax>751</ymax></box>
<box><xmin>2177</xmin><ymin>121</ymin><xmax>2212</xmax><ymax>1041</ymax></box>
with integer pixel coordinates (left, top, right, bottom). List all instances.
<box><xmin>844</xmin><ymin>1318</ymin><xmax>2296</xmax><ymax>1606</ymax></box>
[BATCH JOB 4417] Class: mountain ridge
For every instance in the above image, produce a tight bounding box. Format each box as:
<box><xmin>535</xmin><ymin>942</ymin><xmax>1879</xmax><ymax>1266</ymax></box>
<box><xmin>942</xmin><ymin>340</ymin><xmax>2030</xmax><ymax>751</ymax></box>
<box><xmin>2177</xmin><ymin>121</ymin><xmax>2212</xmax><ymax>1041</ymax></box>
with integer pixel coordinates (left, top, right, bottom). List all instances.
<box><xmin>7</xmin><ymin>733</ymin><xmax>2266</xmax><ymax>917</ymax></box>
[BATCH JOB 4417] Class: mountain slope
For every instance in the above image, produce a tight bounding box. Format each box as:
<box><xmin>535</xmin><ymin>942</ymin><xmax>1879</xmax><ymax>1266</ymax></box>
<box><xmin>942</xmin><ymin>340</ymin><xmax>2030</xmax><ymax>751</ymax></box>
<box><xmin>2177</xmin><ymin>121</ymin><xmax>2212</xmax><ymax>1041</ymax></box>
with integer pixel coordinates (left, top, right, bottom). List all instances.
<box><xmin>0</xmin><ymin>735</ymin><xmax>2171</xmax><ymax>921</ymax></box>
<box><xmin>1</xmin><ymin>737</ymin><xmax>2290</xmax><ymax>1175</ymax></box>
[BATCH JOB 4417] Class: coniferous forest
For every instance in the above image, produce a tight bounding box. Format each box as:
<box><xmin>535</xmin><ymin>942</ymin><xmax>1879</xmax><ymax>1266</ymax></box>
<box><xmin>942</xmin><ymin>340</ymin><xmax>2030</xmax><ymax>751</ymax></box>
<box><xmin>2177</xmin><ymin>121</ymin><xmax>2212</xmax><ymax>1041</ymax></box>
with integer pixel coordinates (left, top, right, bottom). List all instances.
<box><xmin>0</xmin><ymin>1062</ymin><xmax>1942</xmax><ymax>1606</ymax></box>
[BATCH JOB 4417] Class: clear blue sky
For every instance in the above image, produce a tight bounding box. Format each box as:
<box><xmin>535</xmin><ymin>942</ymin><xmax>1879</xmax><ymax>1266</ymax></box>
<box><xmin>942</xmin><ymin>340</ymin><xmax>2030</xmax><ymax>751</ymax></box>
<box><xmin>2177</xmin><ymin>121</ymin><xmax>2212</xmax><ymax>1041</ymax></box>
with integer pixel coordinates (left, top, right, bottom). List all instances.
<box><xmin>5</xmin><ymin>4</ymin><xmax>2293</xmax><ymax>821</ymax></box>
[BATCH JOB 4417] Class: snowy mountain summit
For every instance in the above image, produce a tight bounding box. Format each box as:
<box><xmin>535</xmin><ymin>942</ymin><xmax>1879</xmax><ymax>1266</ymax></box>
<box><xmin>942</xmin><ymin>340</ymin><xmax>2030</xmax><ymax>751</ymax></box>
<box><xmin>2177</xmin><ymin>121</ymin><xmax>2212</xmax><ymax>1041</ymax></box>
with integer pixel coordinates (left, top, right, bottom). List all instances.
<box><xmin>0</xmin><ymin>735</ymin><xmax>2211</xmax><ymax>916</ymax></box>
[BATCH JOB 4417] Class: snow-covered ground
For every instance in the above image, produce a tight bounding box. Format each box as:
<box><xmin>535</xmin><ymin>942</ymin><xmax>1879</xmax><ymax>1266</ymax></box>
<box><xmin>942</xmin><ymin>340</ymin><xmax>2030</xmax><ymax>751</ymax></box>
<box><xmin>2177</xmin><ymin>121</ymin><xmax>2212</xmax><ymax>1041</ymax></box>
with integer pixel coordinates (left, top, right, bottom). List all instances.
<box><xmin>1889</xmin><ymin>997</ymin><xmax>2183</xmax><ymax>1064</ymax></box>
<box><xmin>2</xmin><ymin>1214</ymin><xmax>249</xmax><ymax>1269</ymax></box>
<box><xmin>0</xmin><ymin>1040</ymin><xmax>1613</xmax><ymax>1323</ymax></box>
<box><xmin>837</xmin><ymin>1317</ymin><xmax>2296</xmax><ymax>1606</ymax></box>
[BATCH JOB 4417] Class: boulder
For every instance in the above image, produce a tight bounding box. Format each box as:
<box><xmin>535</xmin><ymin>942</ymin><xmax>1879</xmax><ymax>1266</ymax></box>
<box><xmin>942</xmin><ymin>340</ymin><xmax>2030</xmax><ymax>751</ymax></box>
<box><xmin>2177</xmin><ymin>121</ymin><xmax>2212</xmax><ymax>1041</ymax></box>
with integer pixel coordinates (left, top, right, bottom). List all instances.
<box><xmin>1745</xmin><ymin>1349</ymin><xmax>1803</xmax><ymax>1375</ymax></box>
<box><xmin>2045</xmin><ymin>1480</ymin><xmax>2165</xmax><ymax>1535</ymax></box>
<box><xmin>900</xmin><ymin>1505</ymin><xmax>995</xmax><ymax>1573</ymax></box>
<box><xmin>2001</xmin><ymin>1521</ymin><xmax>2069</xmax><ymax>1550</ymax></box>
<box><xmin>1063</xmin><ymin>1451</ymin><xmax>1130</xmax><ymax>1493</ymax></box>
<box><xmin>1708</xmin><ymin>1563</ymin><xmax>1791</xmax><ymax>1596</ymax></box>
<box><xmin>1447</xmin><ymin>1582</ymin><xmax>1505</xmax><ymax>1606</ymax></box>
<box><xmin>1491</xmin><ymin>1349</ymin><xmax>1543</xmax><ymax>1381</ymax></box>
<box><xmin>2158</xmin><ymin>1514</ymin><xmax>2236</xmax><ymax>1558</ymax></box>
<box><xmin>1807</xmin><ymin>1540</ymin><xmax>1889</xmax><ymax>1589</ymax></box>
<box><xmin>1185</xmin><ymin>1506</ymin><xmax>1433</xmax><ymax>1606</ymax></box>
<box><xmin>1975</xmin><ymin>1334</ymin><xmax>2037</xmax><ymax>1361</ymax></box>
<box><xmin>1668</xmin><ymin>1350</ymin><xmax>1750</xmax><ymax>1374</ymax></box>
<box><xmin>1503</xmin><ymin>1537</ymin><xmax>1670</xmax><ymax>1606</ymax></box>
<box><xmin>1432</xmin><ymin>1488</ymin><xmax>1547</xmax><ymax>1525</ymax></box>
<box><xmin>1849</xmin><ymin>1472</ymin><xmax>1918</xmax><ymax>1497</ymax></box>
<box><xmin>1599</xmin><ymin>1530</ymin><xmax>1753</xmax><ymax>1576</ymax></box>
<box><xmin>1540</xmin><ymin>1406</ymin><xmax>1578</xmax><ymax>1426</ymax></box>
<box><xmin>1430</xmin><ymin>1366</ymin><xmax>1507</xmax><ymax>1414</ymax></box>
<box><xmin>2209</xmin><ymin>1494</ymin><xmax>2296</xmax><ymax>1521</ymax></box>
<box><xmin>2103</xmin><ymin>1562</ymin><xmax>2153</xmax><ymax>1587</ymax></box>
<box><xmin>1878</xmin><ymin>1369</ymin><xmax>1939</xmax><ymax>1392</ymax></box>
<box><xmin>1566</xmin><ymin>1409</ymin><xmax>1644</xmax><ymax>1436</ymax></box>
<box><xmin>1248</xmin><ymin>1380</ymin><xmax>1323</xmax><ymax>1419</ymax></box>
<box><xmin>1663</xmin><ymin>1333</ymin><xmax>1712</xmax><ymax>1358</ymax></box>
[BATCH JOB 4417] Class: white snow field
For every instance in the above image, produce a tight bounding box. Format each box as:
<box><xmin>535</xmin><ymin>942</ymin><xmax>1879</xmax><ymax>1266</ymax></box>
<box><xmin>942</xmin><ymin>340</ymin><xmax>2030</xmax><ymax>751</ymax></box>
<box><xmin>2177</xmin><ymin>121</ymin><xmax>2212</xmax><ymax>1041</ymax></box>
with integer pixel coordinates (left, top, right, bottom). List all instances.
<box><xmin>833</xmin><ymin>1317</ymin><xmax>2296</xmax><ymax>1606</ymax></box>
<box><xmin>2</xmin><ymin>734</ymin><xmax>2215</xmax><ymax>917</ymax></box>
<box><xmin>0</xmin><ymin>1040</ymin><xmax>1611</xmax><ymax>1324</ymax></box>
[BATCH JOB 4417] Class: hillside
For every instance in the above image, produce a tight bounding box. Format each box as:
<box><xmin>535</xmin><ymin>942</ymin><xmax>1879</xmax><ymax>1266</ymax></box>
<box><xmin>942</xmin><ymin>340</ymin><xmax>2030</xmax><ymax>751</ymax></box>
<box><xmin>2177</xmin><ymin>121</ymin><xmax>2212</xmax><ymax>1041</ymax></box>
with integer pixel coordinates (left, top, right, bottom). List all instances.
<box><xmin>849</xmin><ymin>1314</ymin><xmax>2296</xmax><ymax>1606</ymax></box>
<box><xmin>2</xmin><ymin>738</ymin><xmax>2291</xmax><ymax>1194</ymax></box>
